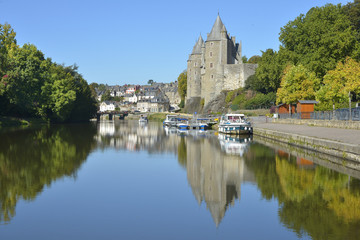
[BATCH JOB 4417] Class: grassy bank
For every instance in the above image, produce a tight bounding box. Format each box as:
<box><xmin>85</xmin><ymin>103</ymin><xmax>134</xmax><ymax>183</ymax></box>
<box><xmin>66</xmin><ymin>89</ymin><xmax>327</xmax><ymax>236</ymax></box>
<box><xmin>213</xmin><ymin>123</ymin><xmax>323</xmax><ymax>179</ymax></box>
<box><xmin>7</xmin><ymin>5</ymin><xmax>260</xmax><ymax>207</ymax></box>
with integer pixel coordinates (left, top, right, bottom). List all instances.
<box><xmin>0</xmin><ymin>117</ymin><xmax>47</xmax><ymax>128</ymax></box>
<box><xmin>148</xmin><ymin>113</ymin><xmax>167</xmax><ymax>122</ymax></box>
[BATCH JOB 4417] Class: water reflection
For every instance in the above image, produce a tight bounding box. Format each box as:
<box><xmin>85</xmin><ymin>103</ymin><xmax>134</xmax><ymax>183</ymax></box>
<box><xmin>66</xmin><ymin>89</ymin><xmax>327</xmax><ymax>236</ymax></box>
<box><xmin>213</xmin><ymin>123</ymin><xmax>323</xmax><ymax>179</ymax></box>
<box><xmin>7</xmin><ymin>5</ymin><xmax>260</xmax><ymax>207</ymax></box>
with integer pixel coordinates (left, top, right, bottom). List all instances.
<box><xmin>244</xmin><ymin>141</ymin><xmax>360</xmax><ymax>239</ymax></box>
<box><xmin>185</xmin><ymin>133</ymin><xmax>255</xmax><ymax>226</ymax></box>
<box><xmin>1</xmin><ymin>121</ymin><xmax>360</xmax><ymax>239</ymax></box>
<box><xmin>0</xmin><ymin>124</ymin><xmax>97</xmax><ymax>223</ymax></box>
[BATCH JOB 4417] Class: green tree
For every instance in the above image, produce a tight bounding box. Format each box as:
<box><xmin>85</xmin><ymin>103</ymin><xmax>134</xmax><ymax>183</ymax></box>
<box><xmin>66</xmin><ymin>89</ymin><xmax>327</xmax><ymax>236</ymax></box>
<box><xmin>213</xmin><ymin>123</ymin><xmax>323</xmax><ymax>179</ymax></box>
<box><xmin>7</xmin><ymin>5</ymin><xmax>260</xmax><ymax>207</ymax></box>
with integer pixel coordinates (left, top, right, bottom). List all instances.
<box><xmin>177</xmin><ymin>71</ymin><xmax>187</xmax><ymax>101</ymax></box>
<box><xmin>276</xmin><ymin>64</ymin><xmax>320</xmax><ymax>105</ymax></box>
<box><xmin>255</xmin><ymin>49</ymin><xmax>286</xmax><ymax>93</ymax></box>
<box><xmin>148</xmin><ymin>79</ymin><xmax>154</xmax><ymax>85</ymax></box>
<box><xmin>279</xmin><ymin>4</ymin><xmax>360</xmax><ymax>78</ymax></box>
<box><xmin>343</xmin><ymin>0</ymin><xmax>360</xmax><ymax>35</ymax></box>
<box><xmin>316</xmin><ymin>57</ymin><xmax>360</xmax><ymax>116</ymax></box>
<box><xmin>0</xmin><ymin>23</ymin><xmax>17</xmax><ymax>77</ymax></box>
<box><xmin>0</xmin><ymin>44</ymin><xmax>48</xmax><ymax>116</ymax></box>
<box><xmin>248</xmin><ymin>55</ymin><xmax>261</xmax><ymax>64</ymax></box>
<box><xmin>242</xmin><ymin>56</ymin><xmax>248</xmax><ymax>63</ymax></box>
<box><xmin>101</xmin><ymin>90</ymin><xmax>112</xmax><ymax>102</ymax></box>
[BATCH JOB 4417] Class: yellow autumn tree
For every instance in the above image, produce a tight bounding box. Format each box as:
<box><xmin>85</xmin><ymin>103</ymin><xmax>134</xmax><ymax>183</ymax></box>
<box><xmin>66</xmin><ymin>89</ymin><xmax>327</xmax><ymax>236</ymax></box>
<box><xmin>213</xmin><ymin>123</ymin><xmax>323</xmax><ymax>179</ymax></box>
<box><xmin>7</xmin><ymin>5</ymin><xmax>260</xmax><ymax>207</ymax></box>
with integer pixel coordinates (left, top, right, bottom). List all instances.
<box><xmin>276</xmin><ymin>64</ymin><xmax>320</xmax><ymax>106</ymax></box>
<box><xmin>316</xmin><ymin>57</ymin><xmax>360</xmax><ymax>117</ymax></box>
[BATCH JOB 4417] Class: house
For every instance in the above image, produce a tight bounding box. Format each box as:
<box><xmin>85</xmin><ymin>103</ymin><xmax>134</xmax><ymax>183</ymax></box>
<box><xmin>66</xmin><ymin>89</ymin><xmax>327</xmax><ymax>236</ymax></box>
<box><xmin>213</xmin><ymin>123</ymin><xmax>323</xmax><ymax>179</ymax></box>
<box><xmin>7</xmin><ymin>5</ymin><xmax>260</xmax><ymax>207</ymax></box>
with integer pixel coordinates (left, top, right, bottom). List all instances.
<box><xmin>126</xmin><ymin>85</ymin><xmax>140</xmax><ymax>94</ymax></box>
<box><xmin>129</xmin><ymin>93</ymin><xmax>138</xmax><ymax>103</ymax></box>
<box><xmin>137</xmin><ymin>100</ymin><xmax>151</xmax><ymax>112</ymax></box>
<box><xmin>99</xmin><ymin>101</ymin><xmax>117</xmax><ymax>112</ymax></box>
<box><xmin>123</xmin><ymin>93</ymin><xmax>133</xmax><ymax>103</ymax></box>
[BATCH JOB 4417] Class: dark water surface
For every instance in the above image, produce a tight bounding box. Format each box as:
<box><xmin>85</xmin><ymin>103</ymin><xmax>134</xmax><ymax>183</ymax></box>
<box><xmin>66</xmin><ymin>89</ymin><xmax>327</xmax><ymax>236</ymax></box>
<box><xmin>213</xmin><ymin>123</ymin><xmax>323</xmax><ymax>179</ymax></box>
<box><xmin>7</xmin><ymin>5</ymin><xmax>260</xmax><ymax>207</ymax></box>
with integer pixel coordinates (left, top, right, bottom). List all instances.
<box><xmin>1</xmin><ymin>121</ymin><xmax>360</xmax><ymax>239</ymax></box>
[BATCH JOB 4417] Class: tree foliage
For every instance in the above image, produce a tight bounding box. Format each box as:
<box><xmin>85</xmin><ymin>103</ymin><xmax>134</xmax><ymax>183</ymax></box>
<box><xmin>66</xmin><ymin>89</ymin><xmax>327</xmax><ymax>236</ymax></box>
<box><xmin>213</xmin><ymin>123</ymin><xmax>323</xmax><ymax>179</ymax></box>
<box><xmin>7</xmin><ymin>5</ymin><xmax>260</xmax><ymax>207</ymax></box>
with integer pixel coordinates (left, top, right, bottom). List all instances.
<box><xmin>254</xmin><ymin>49</ymin><xmax>286</xmax><ymax>93</ymax></box>
<box><xmin>279</xmin><ymin>4</ymin><xmax>360</xmax><ymax>78</ymax></box>
<box><xmin>316</xmin><ymin>57</ymin><xmax>360</xmax><ymax>108</ymax></box>
<box><xmin>247</xmin><ymin>55</ymin><xmax>261</xmax><ymax>64</ymax></box>
<box><xmin>177</xmin><ymin>71</ymin><xmax>187</xmax><ymax>101</ymax></box>
<box><xmin>0</xmin><ymin>23</ymin><xmax>97</xmax><ymax>122</ymax></box>
<box><xmin>276</xmin><ymin>65</ymin><xmax>320</xmax><ymax>104</ymax></box>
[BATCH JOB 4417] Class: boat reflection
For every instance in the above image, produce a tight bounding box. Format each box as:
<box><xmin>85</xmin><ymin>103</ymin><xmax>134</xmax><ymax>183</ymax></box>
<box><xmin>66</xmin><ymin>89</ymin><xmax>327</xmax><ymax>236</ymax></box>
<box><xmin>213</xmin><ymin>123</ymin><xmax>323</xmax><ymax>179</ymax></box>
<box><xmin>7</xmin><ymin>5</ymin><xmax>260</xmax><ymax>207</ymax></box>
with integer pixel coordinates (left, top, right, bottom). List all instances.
<box><xmin>218</xmin><ymin>133</ymin><xmax>252</xmax><ymax>156</ymax></box>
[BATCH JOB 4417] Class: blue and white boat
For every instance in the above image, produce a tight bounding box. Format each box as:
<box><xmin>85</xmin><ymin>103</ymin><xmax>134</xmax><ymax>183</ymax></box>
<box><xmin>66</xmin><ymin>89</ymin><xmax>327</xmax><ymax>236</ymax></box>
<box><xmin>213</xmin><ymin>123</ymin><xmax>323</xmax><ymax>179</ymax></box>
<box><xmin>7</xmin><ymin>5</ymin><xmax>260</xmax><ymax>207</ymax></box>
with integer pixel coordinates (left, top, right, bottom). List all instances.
<box><xmin>163</xmin><ymin>115</ymin><xmax>179</xmax><ymax>127</ymax></box>
<box><xmin>218</xmin><ymin>114</ymin><xmax>252</xmax><ymax>135</ymax></box>
<box><xmin>176</xmin><ymin>118</ymin><xmax>190</xmax><ymax>130</ymax></box>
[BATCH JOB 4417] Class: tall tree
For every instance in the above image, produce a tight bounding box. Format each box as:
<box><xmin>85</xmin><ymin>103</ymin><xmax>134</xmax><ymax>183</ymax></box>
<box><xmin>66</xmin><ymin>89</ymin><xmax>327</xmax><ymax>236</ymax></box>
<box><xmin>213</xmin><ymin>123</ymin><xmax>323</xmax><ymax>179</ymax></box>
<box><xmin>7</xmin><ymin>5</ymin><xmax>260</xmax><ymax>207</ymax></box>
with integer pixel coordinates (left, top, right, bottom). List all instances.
<box><xmin>316</xmin><ymin>57</ymin><xmax>360</xmax><ymax>116</ymax></box>
<box><xmin>177</xmin><ymin>71</ymin><xmax>187</xmax><ymax>101</ymax></box>
<box><xmin>255</xmin><ymin>49</ymin><xmax>286</xmax><ymax>93</ymax></box>
<box><xmin>1</xmin><ymin>44</ymin><xmax>48</xmax><ymax>116</ymax></box>
<box><xmin>279</xmin><ymin>4</ymin><xmax>360</xmax><ymax>78</ymax></box>
<box><xmin>276</xmin><ymin>64</ymin><xmax>320</xmax><ymax>105</ymax></box>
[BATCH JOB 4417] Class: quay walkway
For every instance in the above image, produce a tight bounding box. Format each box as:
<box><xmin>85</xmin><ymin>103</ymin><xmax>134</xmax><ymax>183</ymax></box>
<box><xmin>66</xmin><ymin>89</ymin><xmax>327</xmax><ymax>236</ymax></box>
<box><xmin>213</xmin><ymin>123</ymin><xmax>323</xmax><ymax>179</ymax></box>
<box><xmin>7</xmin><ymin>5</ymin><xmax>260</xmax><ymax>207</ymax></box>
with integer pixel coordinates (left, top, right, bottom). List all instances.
<box><xmin>252</xmin><ymin>121</ymin><xmax>360</xmax><ymax>162</ymax></box>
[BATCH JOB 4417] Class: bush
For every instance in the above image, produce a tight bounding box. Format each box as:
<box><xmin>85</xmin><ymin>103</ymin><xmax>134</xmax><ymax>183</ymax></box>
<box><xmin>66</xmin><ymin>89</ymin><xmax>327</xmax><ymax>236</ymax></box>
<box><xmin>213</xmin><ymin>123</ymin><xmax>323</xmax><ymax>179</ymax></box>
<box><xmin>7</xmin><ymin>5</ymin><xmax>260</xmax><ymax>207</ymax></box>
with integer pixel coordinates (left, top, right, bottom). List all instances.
<box><xmin>230</xmin><ymin>105</ymin><xmax>239</xmax><ymax>111</ymax></box>
<box><xmin>179</xmin><ymin>99</ymin><xmax>185</xmax><ymax>108</ymax></box>
<box><xmin>225</xmin><ymin>91</ymin><xmax>235</xmax><ymax>103</ymax></box>
<box><xmin>244</xmin><ymin>92</ymin><xmax>276</xmax><ymax>109</ymax></box>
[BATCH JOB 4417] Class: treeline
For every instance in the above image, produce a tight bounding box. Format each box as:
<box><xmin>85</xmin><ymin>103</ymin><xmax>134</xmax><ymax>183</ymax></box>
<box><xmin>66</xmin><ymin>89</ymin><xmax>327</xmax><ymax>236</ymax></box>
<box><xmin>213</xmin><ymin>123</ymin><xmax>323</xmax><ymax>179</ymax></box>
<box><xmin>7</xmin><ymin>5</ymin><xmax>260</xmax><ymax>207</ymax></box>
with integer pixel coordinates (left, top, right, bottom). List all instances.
<box><xmin>244</xmin><ymin>1</ymin><xmax>360</xmax><ymax>110</ymax></box>
<box><xmin>0</xmin><ymin>24</ymin><xmax>97</xmax><ymax>122</ymax></box>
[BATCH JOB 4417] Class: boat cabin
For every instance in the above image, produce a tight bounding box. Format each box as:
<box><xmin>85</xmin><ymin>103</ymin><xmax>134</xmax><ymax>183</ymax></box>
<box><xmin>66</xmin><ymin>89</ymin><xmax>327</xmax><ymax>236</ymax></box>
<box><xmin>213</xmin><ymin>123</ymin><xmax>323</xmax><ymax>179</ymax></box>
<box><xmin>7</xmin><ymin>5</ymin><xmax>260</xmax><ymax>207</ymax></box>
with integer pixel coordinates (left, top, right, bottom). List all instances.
<box><xmin>221</xmin><ymin>114</ymin><xmax>245</xmax><ymax>123</ymax></box>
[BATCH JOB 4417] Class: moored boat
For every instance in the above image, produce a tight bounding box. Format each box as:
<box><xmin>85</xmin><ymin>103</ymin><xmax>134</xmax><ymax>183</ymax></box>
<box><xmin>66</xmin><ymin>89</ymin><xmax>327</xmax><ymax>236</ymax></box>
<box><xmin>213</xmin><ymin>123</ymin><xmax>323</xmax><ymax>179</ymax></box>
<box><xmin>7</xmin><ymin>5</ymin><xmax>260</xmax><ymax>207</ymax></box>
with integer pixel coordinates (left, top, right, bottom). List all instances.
<box><xmin>139</xmin><ymin>115</ymin><xmax>148</xmax><ymax>123</ymax></box>
<box><xmin>218</xmin><ymin>114</ymin><xmax>252</xmax><ymax>135</ymax></box>
<box><xmin>176</xmin><ymin>118</ymin><xmax>190</xmax><ymax>130</ymax></box>
<box><xmin>163</xmin><ymin>115</ymin><xmax>179</xmax><ymax>127</ymax></box>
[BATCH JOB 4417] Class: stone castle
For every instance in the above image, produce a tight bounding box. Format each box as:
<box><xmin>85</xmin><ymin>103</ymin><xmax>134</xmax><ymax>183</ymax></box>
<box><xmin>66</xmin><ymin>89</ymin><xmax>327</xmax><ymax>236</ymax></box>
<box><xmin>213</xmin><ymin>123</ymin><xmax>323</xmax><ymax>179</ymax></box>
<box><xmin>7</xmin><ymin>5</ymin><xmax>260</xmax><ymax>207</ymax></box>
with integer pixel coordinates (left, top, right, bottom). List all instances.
<box><xmin>186</xmin><ymin>15</ymin><xmax>257</xmax><ymax>108</ymax></box>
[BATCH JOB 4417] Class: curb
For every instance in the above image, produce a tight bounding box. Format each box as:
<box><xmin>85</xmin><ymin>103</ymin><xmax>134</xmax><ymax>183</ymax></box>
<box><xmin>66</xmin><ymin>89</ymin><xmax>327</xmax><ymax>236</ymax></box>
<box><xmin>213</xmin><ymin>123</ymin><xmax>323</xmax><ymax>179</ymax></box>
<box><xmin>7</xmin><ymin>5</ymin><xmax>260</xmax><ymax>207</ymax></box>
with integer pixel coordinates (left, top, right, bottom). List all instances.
<box><xmin>253</xmin><ymin>127</ymin><xmax>360</xmax><ymax>163</ymax></box>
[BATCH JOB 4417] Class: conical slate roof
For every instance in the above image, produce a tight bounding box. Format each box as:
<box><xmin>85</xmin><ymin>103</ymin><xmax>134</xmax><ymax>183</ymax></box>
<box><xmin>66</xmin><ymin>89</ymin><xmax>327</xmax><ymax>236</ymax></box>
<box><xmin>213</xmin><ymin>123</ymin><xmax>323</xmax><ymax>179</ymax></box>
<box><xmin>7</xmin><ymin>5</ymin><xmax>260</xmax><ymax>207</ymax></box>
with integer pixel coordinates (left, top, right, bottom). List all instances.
<box><xmin>207</xmin><ymin>15</ymin><xmax>226</xmax><ymax>41</ymax></box>
<box><xmin>191</xmin><ymin>35</ymin><xmax>204</xmax><ymax>55</ymax></box>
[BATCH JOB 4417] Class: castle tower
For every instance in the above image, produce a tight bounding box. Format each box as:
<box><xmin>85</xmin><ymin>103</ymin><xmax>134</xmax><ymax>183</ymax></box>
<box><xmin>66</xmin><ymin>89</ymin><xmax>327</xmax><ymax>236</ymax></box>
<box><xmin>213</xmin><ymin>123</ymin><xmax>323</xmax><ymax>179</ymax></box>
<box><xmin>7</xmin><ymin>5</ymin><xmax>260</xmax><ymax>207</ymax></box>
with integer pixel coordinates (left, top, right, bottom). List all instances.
<box><xmin>202</xmin><ymin>15</ymin><xmax>230</xmax><ymax>105</ymax></box>
<box><xmin>185</xmin><ymin>15</ymin><xmax>257</xmax><ymax>112</ymax></box>
<box><xmin>186</xmin><ymin>35</ymin><xmax>204</xmax><ymax>101</ymax></box>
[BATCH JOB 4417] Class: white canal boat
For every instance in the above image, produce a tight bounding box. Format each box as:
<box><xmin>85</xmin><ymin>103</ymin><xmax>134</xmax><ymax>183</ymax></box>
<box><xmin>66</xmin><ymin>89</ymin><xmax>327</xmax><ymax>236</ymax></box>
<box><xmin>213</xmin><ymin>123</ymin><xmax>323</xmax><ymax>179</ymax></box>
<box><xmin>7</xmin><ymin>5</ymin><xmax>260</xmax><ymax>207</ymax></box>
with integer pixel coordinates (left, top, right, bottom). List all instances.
<box><xmin>218</xmin><ymin>114</ymin><xmax>253</xmax><ymax>135</ymax></box>
<box><xmin>139</xmin><ymin>115</ymin><xmax>148</xmax><ymax>123</ymax></box>
<box><xmin>163</xmin><ymin>115</ymin><xmax>179</xmax><ymax>127</ymax></box>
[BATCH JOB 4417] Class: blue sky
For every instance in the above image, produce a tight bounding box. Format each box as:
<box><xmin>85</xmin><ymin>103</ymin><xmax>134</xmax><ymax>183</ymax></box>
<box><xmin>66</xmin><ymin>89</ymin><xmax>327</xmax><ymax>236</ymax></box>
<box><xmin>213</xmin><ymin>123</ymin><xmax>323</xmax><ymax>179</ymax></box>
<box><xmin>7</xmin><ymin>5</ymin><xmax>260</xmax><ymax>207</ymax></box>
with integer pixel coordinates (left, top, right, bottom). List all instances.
<box><xmin>0</xmin><ymin>0</ymin><xmax>352</xmax><ymax>85</ymax></box>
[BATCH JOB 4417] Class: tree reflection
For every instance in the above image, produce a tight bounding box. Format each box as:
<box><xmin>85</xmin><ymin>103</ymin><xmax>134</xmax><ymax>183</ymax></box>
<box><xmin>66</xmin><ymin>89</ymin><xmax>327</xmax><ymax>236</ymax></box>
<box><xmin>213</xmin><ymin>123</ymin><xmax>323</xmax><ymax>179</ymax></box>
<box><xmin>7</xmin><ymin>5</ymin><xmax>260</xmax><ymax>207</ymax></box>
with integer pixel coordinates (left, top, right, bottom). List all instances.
<box><xmin>244</xmin><ymin>143</ymin><xmax>360</xmax><ymax>240</ymax></box>
<box><xmin>0</xmin><ymin>124</ymin><xmax>97</xmax><ymax>223</ymax></box>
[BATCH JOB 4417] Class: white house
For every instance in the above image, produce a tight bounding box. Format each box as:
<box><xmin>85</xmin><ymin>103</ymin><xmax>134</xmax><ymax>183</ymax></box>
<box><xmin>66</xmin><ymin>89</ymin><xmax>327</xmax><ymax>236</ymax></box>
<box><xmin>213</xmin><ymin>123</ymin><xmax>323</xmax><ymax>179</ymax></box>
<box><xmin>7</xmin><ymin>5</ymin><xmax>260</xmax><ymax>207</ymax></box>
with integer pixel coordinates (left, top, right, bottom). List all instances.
<box><xmin>99</xmin><ymin>101</ymin><xmax>116</xmax><ymax>112</ymax></box>
<box><xmin>129</xmin><ymin>93</ymin><xmax>138</xmax><ymax>103</ymax></box>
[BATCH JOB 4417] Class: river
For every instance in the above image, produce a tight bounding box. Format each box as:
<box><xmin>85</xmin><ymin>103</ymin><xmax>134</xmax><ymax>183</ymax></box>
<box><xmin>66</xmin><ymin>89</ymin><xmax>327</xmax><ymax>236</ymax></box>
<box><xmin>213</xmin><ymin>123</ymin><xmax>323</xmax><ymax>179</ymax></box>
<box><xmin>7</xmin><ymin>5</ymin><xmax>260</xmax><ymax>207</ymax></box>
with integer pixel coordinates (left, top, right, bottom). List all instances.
<box><xmin>0</xmin><ymin>120</ymin><xmax>360</xmax><ymax>239</ymax></box>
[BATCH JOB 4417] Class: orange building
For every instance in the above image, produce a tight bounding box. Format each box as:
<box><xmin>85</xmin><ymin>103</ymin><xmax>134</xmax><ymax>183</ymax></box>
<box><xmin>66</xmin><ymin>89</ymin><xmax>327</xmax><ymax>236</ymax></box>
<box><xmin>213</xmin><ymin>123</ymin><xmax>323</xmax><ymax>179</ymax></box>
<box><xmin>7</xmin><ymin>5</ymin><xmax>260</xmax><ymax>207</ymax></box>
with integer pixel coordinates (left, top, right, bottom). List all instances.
<box><xmin>276</xmin><ymin>100</ymin><xmax>318</xmax><ymax>119</ymax></box>
<box><xmin>276</xmin><ymin>103</ymin><xmax>296</xmax><ymax>114</ymax></box>
<box><xmin>297</xmin><ymin>100</ymin><xmax>318</xmax><ymax>119</ymax></box>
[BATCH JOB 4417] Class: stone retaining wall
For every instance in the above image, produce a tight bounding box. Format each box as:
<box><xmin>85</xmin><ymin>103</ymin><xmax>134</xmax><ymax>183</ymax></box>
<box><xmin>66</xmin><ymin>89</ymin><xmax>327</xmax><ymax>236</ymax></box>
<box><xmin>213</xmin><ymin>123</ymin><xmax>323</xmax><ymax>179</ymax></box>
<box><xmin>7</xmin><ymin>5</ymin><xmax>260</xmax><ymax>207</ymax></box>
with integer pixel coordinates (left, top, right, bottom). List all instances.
<box><xmin>253</xmin><ymin>127</ymin><xmax>360</xmax><ymax>163</ymax></box>
<box><xmin>273</xmin><ymin>118</ymin><xmax>360</xmax><ymax>130</ymax></box>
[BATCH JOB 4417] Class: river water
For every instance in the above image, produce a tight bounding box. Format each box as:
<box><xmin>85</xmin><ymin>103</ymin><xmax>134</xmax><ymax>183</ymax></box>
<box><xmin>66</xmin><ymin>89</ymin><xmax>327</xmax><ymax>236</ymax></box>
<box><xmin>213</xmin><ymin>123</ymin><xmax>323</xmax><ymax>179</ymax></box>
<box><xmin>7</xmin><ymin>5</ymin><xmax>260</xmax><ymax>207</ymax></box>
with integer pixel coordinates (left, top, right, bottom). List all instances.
<box><xmin>0</xmin><ymin>120</ymin><xmax>360</xmax><ymax>239</ymax></box>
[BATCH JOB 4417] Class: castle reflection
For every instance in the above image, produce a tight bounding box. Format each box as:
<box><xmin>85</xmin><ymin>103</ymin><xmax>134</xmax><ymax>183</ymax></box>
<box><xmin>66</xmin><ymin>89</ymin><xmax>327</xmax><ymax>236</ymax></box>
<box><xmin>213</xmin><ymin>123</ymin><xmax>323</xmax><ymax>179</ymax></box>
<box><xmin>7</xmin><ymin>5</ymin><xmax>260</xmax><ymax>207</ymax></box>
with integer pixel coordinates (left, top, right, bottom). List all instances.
<box><xmin>186</xmin><ymin>133</ymin><xmax>255</xmax><ymax>226</ymax></box>
<box><xmin>96</xmin><ymin>121</ymin><xmax>255</xmax><ymax>226</ymax></box>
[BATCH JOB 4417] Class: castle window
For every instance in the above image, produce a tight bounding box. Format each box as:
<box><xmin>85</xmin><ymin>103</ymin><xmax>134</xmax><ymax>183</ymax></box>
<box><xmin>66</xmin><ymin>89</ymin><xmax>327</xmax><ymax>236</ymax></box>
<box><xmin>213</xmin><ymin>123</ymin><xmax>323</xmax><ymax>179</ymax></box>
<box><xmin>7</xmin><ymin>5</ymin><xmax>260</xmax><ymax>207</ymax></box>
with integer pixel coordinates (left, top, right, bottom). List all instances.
<box><xmin>194</xmin><ymin>62</ymin><xmax>197</xmax><ymax>67</ymax></box>
<box><xmin>211</xmin><ymin>75</ymin><xmax>214</xmax><ymax>79</ymax></box>
<box><xmin>210</xmin><ymin>63</ymin><xmax>213</xmax><ymax>68</ymax></box>
<box><xmin>210</xmin><ymin>42</ymin><xmax>214</xmax><ymax>46</ymax></box>
<box><xmin>210</xmin><ymin>52</ymin><xmax>213</xmax><ymax>57</ymax></box>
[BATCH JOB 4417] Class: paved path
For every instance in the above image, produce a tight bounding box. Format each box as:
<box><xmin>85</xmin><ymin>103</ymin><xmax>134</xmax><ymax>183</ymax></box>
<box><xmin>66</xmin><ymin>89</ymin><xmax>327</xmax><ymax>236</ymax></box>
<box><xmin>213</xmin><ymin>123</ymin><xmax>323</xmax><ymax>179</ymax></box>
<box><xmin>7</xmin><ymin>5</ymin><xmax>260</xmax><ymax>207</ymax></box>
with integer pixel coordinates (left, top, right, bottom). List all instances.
<box><xmin>253</xmin><ymin>122</ymin><xmax>360</xmax><ymax>146</ymax></box>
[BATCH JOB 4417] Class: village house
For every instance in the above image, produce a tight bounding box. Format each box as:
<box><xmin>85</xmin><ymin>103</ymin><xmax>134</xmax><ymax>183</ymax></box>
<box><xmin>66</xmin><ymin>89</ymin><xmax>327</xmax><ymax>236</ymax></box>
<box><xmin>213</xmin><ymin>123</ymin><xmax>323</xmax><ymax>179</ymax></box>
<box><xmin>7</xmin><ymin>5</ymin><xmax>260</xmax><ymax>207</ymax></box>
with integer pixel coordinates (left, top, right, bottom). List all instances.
<box><xmin>100</xmin><ymin>101</ymin><xmax>118</xmax><ymax>112</ymax></box>
<box><xmin>126</xmin><ymin>85</ymin><xmax>140</xmax><ymax>94</ymax></box>
<box><xmin>129</xmin><ymin>93</ymin><xmax>138</xmax><ymax>103</ymax></box>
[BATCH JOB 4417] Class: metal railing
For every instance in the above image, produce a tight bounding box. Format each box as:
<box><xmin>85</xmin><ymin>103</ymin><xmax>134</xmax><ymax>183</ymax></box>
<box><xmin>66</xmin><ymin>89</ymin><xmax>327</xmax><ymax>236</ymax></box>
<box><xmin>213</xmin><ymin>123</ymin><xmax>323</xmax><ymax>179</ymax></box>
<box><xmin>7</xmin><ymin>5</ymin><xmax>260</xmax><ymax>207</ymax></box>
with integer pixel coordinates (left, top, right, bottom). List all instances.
<box><xmin>278</xmin><ymin>107</ymin><xmax>360</xmax><ymax>121</ymax></box>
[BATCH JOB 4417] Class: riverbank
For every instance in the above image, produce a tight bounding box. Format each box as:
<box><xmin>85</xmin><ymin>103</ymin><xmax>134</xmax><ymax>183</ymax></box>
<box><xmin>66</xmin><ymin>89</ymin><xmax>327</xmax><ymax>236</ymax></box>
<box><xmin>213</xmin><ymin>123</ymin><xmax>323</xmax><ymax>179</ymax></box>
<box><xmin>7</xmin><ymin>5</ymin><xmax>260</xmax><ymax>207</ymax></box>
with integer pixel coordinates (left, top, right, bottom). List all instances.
<box><xmin>253</xmin><ymin>122</ymin><xmax>360</xmax><ymax>163</ymax></box>
<box><xmin>0</xmin><ymin>117</ymin><xmax>47</xmax><ymax>128</ymax></box>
